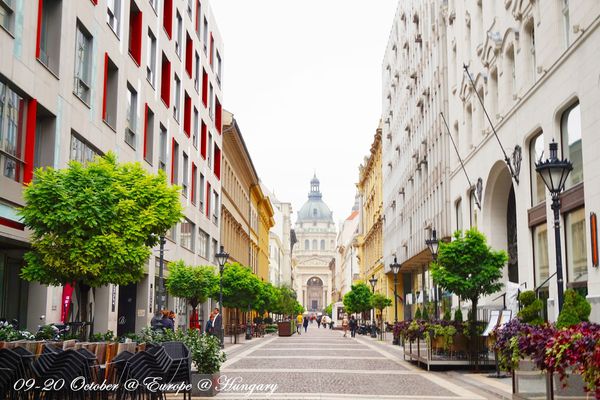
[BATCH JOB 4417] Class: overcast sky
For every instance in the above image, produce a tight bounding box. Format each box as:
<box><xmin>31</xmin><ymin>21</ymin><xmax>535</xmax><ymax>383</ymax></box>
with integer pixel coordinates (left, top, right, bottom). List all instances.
<box><xmin>211</xmin><ymin>1</ymin><xmax>398</xmax><ymax>225</ymax></box>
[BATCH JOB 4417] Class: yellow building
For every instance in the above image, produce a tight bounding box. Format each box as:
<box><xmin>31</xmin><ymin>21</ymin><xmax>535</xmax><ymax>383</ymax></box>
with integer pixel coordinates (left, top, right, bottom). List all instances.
<box><xmin>221</xmin><ymin>111</ymin><xmax>274</xmax><ymax>327</ymax></box>
<box><xmin>356</xmin><ymin>124</ymin><xmax>401</xmax><ymax>323</ymax></box>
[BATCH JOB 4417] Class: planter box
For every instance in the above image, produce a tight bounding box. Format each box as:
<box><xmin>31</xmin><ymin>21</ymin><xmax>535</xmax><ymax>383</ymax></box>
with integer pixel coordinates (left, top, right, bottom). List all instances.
<box><xmin>191</xmin><ymin>373</ymin><xmax>220</xmax><ymax>397</ymax></box>
<box><xmin>513</xmin><ymin>359</ymin><xmax>588</xmax><ymax>400</ymax></box>
<box><xmin>277</xmin><ymin>321</ymin><xmax>293</xmax><ymax>337</ymax></box>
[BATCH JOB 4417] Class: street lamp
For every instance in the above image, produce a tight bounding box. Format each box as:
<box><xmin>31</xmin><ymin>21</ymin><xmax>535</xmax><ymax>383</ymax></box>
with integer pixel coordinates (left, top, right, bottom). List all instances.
<box><xmin>368</xmin><ymin>274</ymin><xmax>378</xmax><ymax>338</ymax></box>
<box><xmin>535</xmin><ymin>140</ymin><xmax>573</xmax><ymax>312</ymax></box>
<box><xmin>390</xmin><ymin>258</ymin><xmax>401</xmax><ymax>345</ymax></box>
<box><xmin>215</xmin><ymin>245</ymin><xmax>229</xmax><ymax>349</ymax></box>
<box><xmin>425</xmin><ymin>229</ymin><xmax>440</xmax><ymax>319</ymax></box>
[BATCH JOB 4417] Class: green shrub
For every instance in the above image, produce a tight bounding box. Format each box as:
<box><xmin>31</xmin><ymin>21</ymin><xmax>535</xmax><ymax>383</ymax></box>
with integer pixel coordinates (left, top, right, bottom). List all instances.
<box><xmin>90</xmin><ymin>330</ymin><xmax>116</xmax><ymax>342</ymax></box>
<box><xmin>443</xmin><ymin>309</ymin><xmax>451</xmax><ymax>321</ymax></box>
<box><xmin>556</xmin><ymin>289</ymin><xmax>591</xmax><ymax>329</ymax></box>
<box><xmin>517</xmin><ymin>290</ymin><xmax>544</xmax><ymax>325</ymax></box>
<box><xmin>414</xmin><ymin>307</ymin><xmax>422</xmax><ymax>319</ymax></box>
<box><xmin>453</xmin><ymin>308</ymin><xmax>463</xmax><ymax>322</ymax></box>
<box><xmin>421</xmin><ymin>305</ymin><xmax>430</xmax><ymax>321</ymax></box>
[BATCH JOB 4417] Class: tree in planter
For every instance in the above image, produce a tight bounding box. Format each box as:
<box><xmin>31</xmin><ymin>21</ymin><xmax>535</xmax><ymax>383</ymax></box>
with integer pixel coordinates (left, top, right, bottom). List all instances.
<box><xmin>274</xmin><ymin>285</ymin><xmax>299</xmax><ymax>319</ymax></box>
<box><xmin>430</xmin><ymin>228</ymin><xmax>507</xmax><ymax>365</ymax></box>
<box><xmin>556</xmin><ymin>289</ymin><xmax>591</xmax><ymax>329</ymax></box>
<box><xmin>166</xmin><ymin>261</ymin><xmax>218</xmax><ymax>328</ymax></box>
<box><xmin>254</xmin><ymin>282</ymin><xmax>279</xmax><ymax>316</ymax></box>
<box><xmin>517</xmin><ymin>290</ymin><xmax>544</xmax><ymax>326</ymax></box>
<box><xmin>372</xmin><ymin>293</ymin><xmax>392</xmax><ymax>330</ymax></box>
<box><xmin>19</xmin><ymin>153</ymin><xmax>182</xmax><ymax>329</ymax></box>
<box><xmin>343</xmin><ymin>283</ymin><xmax>373</xmax><ymax>320</ymax></box>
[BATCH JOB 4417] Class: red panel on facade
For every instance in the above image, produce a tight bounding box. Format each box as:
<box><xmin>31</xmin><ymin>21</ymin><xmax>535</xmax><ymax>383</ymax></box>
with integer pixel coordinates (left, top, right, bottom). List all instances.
<box><xmin>0</xmin><ymin>217</ymin><xmax>25</xmax><ymax>230</ymax></box>
<box><xmin>163</xmin><ymin>0</ymin><xmax>173</xmax><ymax>39</ymax></box>
<box><xmin>185</xmin><ymin>33</ymin><xmax>193</xmax><ymax>77</ymax></box>
<box><xmin>129</xmin><ymin>3</ymin><xmax>143</xmax><ymax>66</ymax></box>
<box><xmin>161</xmin><ymin>56</ymin><xmax>171</xmax><ymax>107</ymax></box>
<box><xmin>143</xmin><ymin>103</ymin><xmax>149</xmax><ymax>159</ymax></box>
<box><xmin>24</xmin><ymin>99</ymin><xmax>38</xmax><ymax>184</ymax></box>
<box><xmin>200</xmin><ymin>120</ymin><xmax>207</xmax><ymax>159</ymax></box>
<box><xmin>35</xmin><ymin>0</ymin><xmax>43</xmax><ymax>58</ymax></box>
<box><xmin>171</xmin><ymin>138</ymin><xmax>177</xmax><ymax>184</ymax></box>
<box><xmin>102</xmin><ymin>53</ymin><xmax>109</xmax><ymax>121</ymax></box>
<box><xmin>183</xmin><ymin>92</ymin><xmax>191</xmax><ymax>137</ymax></box>
<box><xmin>215</xmin><ymin>98</ymin><xmax>222</xmax><ymax>134</ymax></box>
<box><xmin>214</xmin><ymin>144</ymin><xmax>221</xmax><ymax>180</ymax></box>
<box><xmin>90</xmin><ymin>0</ymin><xmax>98</xmax><ymax>4</ymax></box>
<box><xmin>191</xmin><ymin>162</ymin><xmax>197</xmax><ymax>203</ymax></box>
<box><xmin>201</xmin><ymin>69</ymin><xmax>208</xmax><ymax>106</ymax></box>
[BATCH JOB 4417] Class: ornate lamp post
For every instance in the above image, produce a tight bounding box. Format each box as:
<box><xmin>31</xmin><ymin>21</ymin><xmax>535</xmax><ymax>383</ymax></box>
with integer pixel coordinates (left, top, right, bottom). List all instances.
<box><xmin>368</xmin><ymin>274</ymin><xmax>378</xmax><ymax>338</ymax></box>
<box><xmin>390</xmin><ymin>258</ymin><xmax>401</xmax><ymax>344</ymax></box>
<box><xmin>425</xmin><ymin>229</ymin><xmax>440</xmax><ymax>319</ymax></box>
<box><xmin>535</xmin><ymin>140</ymin><xmax>572</xmax><ymax>312</ymax></box>
<box><xmin>215</xmin><ymin>246</ymin><xmax>229</xmax><ymax>349</ymax></box>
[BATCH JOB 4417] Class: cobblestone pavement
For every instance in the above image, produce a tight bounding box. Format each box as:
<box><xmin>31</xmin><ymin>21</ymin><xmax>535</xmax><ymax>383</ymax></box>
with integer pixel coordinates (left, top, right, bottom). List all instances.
<box><xmin>208</xmin><ymin>323</ymin><xmax>498</xmax><ymax>399</ymax></box>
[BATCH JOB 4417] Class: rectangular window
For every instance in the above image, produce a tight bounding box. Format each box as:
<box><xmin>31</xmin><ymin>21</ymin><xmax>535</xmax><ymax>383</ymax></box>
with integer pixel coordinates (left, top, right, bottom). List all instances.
<box><xmin>206</xmin><ymin>182</ymin><xmax>211</xmax><ymax>217</ymax></box>
<box><xmin>195</xmin><ymin>0</ymin><xmax>201</xmax><ymax>35</ymax></box>
<box><xmin>125</xmin><ymin>83</ymin><xmax>137</xmax><ymax>148</ymax></box>
<box><xmin>166</xmin><ymin>223</ymin><xmax>176</xmax><ymax>242</ymax></box>
<box><xmin>171</xmin><ymin>138</ymin><xmax>178</xmax><ymax>184</ymax></box>
<box><xmin>102</xmin><ymin>54</ymin><xmax>118</xmax><ymax>128</ymax></box>
<box><xmin>193</xmin><ymin>107</ymin><xmax>199</xmax><ymax>148</ymax></box>
<box><xmin>198</xmin><ymin>228</ymin><xmax>208</xmax><ymax>258</ymax></box>
<box><xmin>160</xmin><ymin>53</ymin><xmax>171</xmax><ymax>106</ymax></box>
<box><xmin>149</xmin><ymin>0</ymin><xmax>157</xmax><ymax>12</ymax></box>
<box><xmin>74</xmin><ymin>21</ymin><xmax>93</xmax><ymax>104</ymax></box>
<box><xmin>183</xmin><ymin>91</ymin><xmax>191</xmax><ymax>136</ymax></box>
<box><xmin>185</xmin><ymin>32</ymin><xmax>193</xmax><ymax>77</ymax></box>
<box><xmin>202</xmin><ymin>17</ymin><xmax>208</xmax><ymax>52</ymax></box>
<box><xmin>209</xmin><ymin>32</ymin><xmax>214</xmax><ymax>66</ymax></box>
<box><xmin>215</xmin><ymin>97</ymin><xmax>222</xmax><ymax>133</ymax></box>
<box><xmin>180</xmin><ymin>218</ymin><xmax>194</xmax><ymax>251</ymax></box>
<box><xmin>37</xmin><ymin>0</ymin><xmax>62</xmax><ymax>74</ymax></box>
<box><xmin>199</xmin><ymin>173</ymin><xmax>205</xmax><ymax>212</ymax></box>
<box><xmin>182</xmin><ymin>151</ymin><xmax>188</xmax><ymax>196</ymax></box>
<box><xmin>216</xmin><ymin>50</ymin><xmax>222</xmax><ymax>85</ymax></box>
<box><xmin>0</xmin><ymin>0</ymin><xmax>15</xmax><ymax>33</ymax></box>
<box><xmin>70</xmin><ymin>131</ymin><xmax>100</xmax><ymax>164</ymax></box>
<box><xmin>143</xmin><ymin>104</ymin><xmax>154</xmax><ymax>163</ymax></box>
<box><xmin>213</xmin><ymin>143</ymin><xmax>221</xmax><ymax>179</ymax></box>
<box><xmin>175</xmin><ymin>11</ymin><xmax>182</xmax><ymax>58</ymax></box>
<box><xmin>212</xmin><ymin>190</ymin><xmax>219</xmax><ymax>224</ymax></box>
<box><xmin>162</xmin><ymin>0</ymin><xmax>172</xmax><ymax>38</ymax></box>
<box><xmin>533</xmin><ymin>223</ymin><xmax>549</xmax><ymax>287</ymax></box>
<box><xmin>107</xmin><ymin>0</ymin><xmax>121</xmax><ymax>35</ymax></box>
<box><xmin>200</xmin><ymin>120</ymin><xmax>207</xmax><ymax>158</ymax></box>
<box><xmin>207</xmin><ymin>133</ymin><xmax>213</xmax><ymax>169</ymax></box>
<box><xmin>158</xmin><ymin>124</ymin><xmax>167</xmax><ymax>171</ymax></box>
<box><xmin>201</xmin><ymin>69</ymin><xmax>208</xmax><ymax>106</ymax></box>
<box><xmin>194</xmin><ymin>52</ymin><xmax>200</xmax><ymax>92</ymax></box>
<box><xmin>128</xmin><ymin>0</ymin><xmax>142</xmax><ymax>65</ymax></box>
<box><xmin>0</xmin><ymin>83</ymin><xmax>26</xmax><ymax>182</ymax></box>
<box><xmin>212</xmin><ymin>239</ymin><xmax>218</xmax><ymax>262</ymax></box>
<box><xmin>208</xmin><ymin>84</ymin><xmax>214</xmax><ymax>119</ymax></box>
<box><xmin>191</xmin><ymin>162</ymin><xmax>197</xmax><ymax>204</ymax></box>
<box><xmin>146</xmin><ymin>29</ymin><xmax>157</xmax><ymax>86</ymax></box>
<box><xmin>455</xmin><ymin>198</ymin><xmax>463</xmax><ymax>231</ymax></box>
<box><xmin>530</xmin><ymin>133</ymin><xmax>545</xmax><ymax>205</ymax></box>
<box><xmin>566</xmin><ymin>208</ymin><xmax>588</xmax><ymax>284</ymax></box>
<box><xmin>186</xmin><ymin>0</ymin><xmax>192</xmax><ymax>18</ymax></box>
<box><xmin>173</xmin><ymin>75</ymin><xmax>181</xmax><ymax>121</ymax></box>
<box><xmin>562</xmin><ymin>0</ymin><xmax>570</xmax><ymax>47</ymax></box>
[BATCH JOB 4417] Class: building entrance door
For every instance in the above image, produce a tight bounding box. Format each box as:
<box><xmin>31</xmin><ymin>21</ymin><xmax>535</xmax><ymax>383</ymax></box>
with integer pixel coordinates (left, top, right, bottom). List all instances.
<box><xmin>117</xmin><ymin>284</ymin><xmax>137</xmax><ymax>336</ymax></box>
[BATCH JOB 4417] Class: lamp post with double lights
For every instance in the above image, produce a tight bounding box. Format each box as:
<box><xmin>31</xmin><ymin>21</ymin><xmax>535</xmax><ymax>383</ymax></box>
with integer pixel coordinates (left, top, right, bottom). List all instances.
<box><xmin>535</xmin><ymin>140</ymin><xmax>573</xmax><ymax>312</ymax></box>
<box><xmin>215</xmin><ymin>246</ymin><xmax>229</xmax><ymax>349</ymax></box>
<box><xmin>368</xmin><ymin>274</ymin><xmax>378</xmax><ymax>338</ymax></box>
<box><xmin>425</xmin><ymin>229</ymin><xmax>440</xmax><ymax>319</ymax></box>
<box><xmin>390</xmin><ymin>258</ymin><xmax>401</xmax><ymax>344</ymax></box>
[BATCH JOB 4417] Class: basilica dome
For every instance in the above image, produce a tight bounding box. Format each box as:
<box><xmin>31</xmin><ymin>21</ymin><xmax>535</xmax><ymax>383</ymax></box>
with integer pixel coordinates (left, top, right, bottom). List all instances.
<box><xmin>297</xmin><ymin>175</ymin><xmax>334</xmax><ymax>222</ymax></box>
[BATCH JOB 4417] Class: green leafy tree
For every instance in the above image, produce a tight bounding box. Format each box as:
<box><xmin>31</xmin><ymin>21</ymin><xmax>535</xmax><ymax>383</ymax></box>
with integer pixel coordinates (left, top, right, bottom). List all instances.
<box><xmin>556</xmin><ymin>289</ymin><xmax>591</xmax><ymax>329</ymax></box>
<box><xmin>430</xmin><ymin>228</ymin><xmax>506</xmax><ymax>364</ymax></box>
<box><xmin>293</xmin><ymin>302</ymin><xmax>305</xmax><ymax>315</ymax></box>
<box><xmin>371</xmin><ymin>294</ymin><xmax>392</xmax><ymax>316</ymax></box>
<box><xmin>343</xmin><ymin>283</ymin><xmax>373</xmax><ymax>316</ymax></box>
<box><xmin>219</xmin><ymin>263</ymin><xmax>262</xmax><ymax>311</ymax></box>
<box><xmin>254</xmin><ymin>282</ymin><xmax>279</xmax><ymax>314</ymax></box>
<box><xmin>19</xmin><ymin>153</ymin><xmax>182</xmax><ymax>323</ymax></box>
<box><xmin>324</xmin><ymin>303</ymin><xmax>333</xmax><ymax>317</ymax></box>
<box><xmin>517</xmin><ymin>290</ymin><xmax>544</xmax><ymax>326</ymax></box>
<box><xmin>453</xmin><ymin>308</ymin><xmax>463</xmax><ymax>322</ymax></box>
<box><xmin>274</xmin><ymin>285</ymin><xmax>299</xmax><ymax>316</ymax></box>
<box><xmin>166</xmin><ymin>261</ymin><xmax>217</xmax><ymax>317</ymax></box>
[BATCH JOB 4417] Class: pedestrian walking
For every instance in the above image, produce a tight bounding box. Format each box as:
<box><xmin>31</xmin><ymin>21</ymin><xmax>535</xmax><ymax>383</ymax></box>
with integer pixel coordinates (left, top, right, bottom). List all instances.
<box><xmin>316</xmin><ymin>314</ymin><xmax>322</xmax><ymax>328</ymax></box>
<box><xmin>342</xmin><ymin>315</ymin><xmax>349</xmax><ymax>337</ymax></box>
<box><xmin>205</xmin><ymin>310</ymin><xmax>215</xmax><ymax>334</ymax></box>
<box><xmin>212</xmin><ymin>307</ymin><xmax>222</xmax><ymax>339</ymax></box>
<box><xmin>160</xmin><ymin>310</ymin><xmax>174</xmax><ymax>330</ymax></box>
<box><xmin>322</xmin><ymin>315</ymin><xmax>329</xmax><ymax>329</ymax></box>
<box><xmin>349</xmin><ymin>315</ymin><xmax>358</xmax><ymax>338</ymax></box>
<box><xmin>303</xmin><ymin>315</ymin><xmax>309</xmax><ymax>333</ymax></box>
<box><xmin>296</xmin><ymin>313</ymin><xmax>303</xmax><ymax>335</ymax></box>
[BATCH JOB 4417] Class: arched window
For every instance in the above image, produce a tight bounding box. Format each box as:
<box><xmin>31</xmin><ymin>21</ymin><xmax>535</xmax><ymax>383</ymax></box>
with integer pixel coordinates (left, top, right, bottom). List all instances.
<box><xmin>304</xmin><ymin>239</ymin><xmax>309</xmax><ymax>250</ymax></box>
<box><xmin>312</xmin><ymin>240</ymin><xmax>317</xmax><ymax>250</ymax></box>
<box><xmin>529</xmin><ymin>132</ymin><xmax>545</xmax><ymax>206</ymax></box>
<box><xmin>561</xmin><ymin>102</ymin><xmax>582</xmax><ymax>189</ymax></box>
<box><xmin>320</xmin><ymin>240</ymin><xmax>325</xmax><ymax>250</ymax></box>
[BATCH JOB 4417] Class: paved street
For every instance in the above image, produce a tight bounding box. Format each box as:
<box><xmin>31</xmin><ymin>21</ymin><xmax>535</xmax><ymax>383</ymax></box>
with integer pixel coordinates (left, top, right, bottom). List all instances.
<box><xmin>214</xmin><ymin>323</ymin><xmax>496</xmax><ymax>399</ymax></box>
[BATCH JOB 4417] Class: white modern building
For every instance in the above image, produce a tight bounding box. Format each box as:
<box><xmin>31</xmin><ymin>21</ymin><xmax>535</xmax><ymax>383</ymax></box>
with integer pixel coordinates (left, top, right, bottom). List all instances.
<box><xmin>292</xmin><ymin>175</ymin><xmax>336</xmax><ymax>313</ymax></box>
<box><xmin>335</xmin><ymin>196</ymin><xmax>361</xmax><ymax>301</ymax></box>
<box><xmin>444</xmin><ymin>0</ymin><xmax>600</xmax><ymax>322</ymax></box>
<box><xmin>0</xmin><ymin>0</ymin><xmax>225</xmax><ymax>333</ymax></box>
<box><xmin>381</xmin><ymin>0</ymin><xmax>451</xmax><ymax>320</ymax></box>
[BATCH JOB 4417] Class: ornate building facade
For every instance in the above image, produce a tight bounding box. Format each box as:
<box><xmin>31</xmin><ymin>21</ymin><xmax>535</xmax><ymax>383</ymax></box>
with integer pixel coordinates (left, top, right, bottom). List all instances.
<box><xmin>293</xmin><ymin>176</ymin><xmax>336</xmax><ymax>313</ymax></box>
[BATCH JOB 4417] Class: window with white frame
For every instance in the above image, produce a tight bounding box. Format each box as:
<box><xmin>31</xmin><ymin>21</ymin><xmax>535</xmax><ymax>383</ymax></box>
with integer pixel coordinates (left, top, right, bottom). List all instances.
<box><xmin>530</xmin><ymin>133</ymin><xmax>545</xmax><ymax>206</ymax></box>
<box><xmin>199</xmin><ymin>173</ymin><xmax>205</xmax><ymax>212</ymax></box>
<box><xmin>182</xmin><ymin>152</ymin><xmax>189</xmax><ymax>197</ymax></box>
<box><xmin>216</xmin><ymin>51</ymin><xmax>222</xmax><ymax>85</ymax></box>
<box><xmin>193</xmin><ymin>107</ymin><xmax>199</xmax><ymax>148</ymax></box>
<box><xmin>212</xmin><ymin>190</ymin><xmax>219</xmax><ymax>225</ymax></box>
<box><xmin>198</xmin><ymin>229</ymin><xmax>208</xmax><ymax>258</ymax></box>
<box><xmin>180</xmin><ymin>218</ymin><xmax>194</xmax><ymax>251</ymax></box>
<box><xmin>0</xmin><ymin>0</ymin><xmax>15</xmax><ymax>33</ymax></box>
<box><xmin>194</xmin><ymin>52</ymin><xmax>200</xmax><ymax>92</ymax></box>
<box><xmin>146</xmin><ymin>29</ymin><xmax>157</xmax><ymax>86</ymax></box>
<box><xmin>70</xmin><ymin>131</ymin><xmax>100</xmax><ymax>164</ymax></box>
<box><xmin>106</xmin><ymin>0</ymin><xmax>121</xmax><ymax>36</ymax></box>
<box><xmin>38</xmin><ymin>0</ymin><xmax>62</xmax><ymax>74</ymax></box>
<box><xmin>73</xmin><ymin>22</ymin><xmax>93</xmax><ymax>104</ymax></box>
<box><xmin>202</xmin><ymin>17</ymin><xmax>208</xmax><ymax>52</ymax></box>
<box><xmin>208</xmin><ymin>84</ymin><xmax>214</xmax><ymax>119</ymax></box>
<box><xmin>173</xmin><ymin>74</ymin><xmax>181</xmax><ymax>121</ymax></box>
<box><xmin>533</xmin><ymin>222</ymin><xmax>549</xmax><ymax>288</ymax></box>
<box><xmin>565</xmin><ymin>208</ymin><xmax>587</xmax><ymax>285</ymax></box>
<box><xmin>175</xmin><ymin>11</ymin><xmax>182</xmax><ymax>58</ymax></box>
<box><xmin>125</xmin><ymin>83</ymin><xmax>137</xmax><ymax>148</ymax></box>
<box><xmin>0</xmin><ymin>81</ymin><xmax>26</xmax><ymax>182</ymax></box>
<box><xmin>561</xmin><ymin>102</ymin><xmax>583</xmax><ymax>189</ymax></box>
<box><xmin>158</xmin><ymin>124</ymin><xmax>167</xmax><ymax>171</ymax></box>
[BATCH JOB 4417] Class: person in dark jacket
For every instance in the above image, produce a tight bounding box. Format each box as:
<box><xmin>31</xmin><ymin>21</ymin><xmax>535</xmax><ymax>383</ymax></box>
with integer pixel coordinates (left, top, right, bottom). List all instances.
<box><xmin>316</xmin><ymin>315</ymin><xmax>322</xmax><ymax>328</ymax></box>
<box><xmin>212</xmin><ymin>308</ymin><xmax>222</xmax><ymax>338</ymax></box>
<box><xmin>160</xmin><ymin>310</ymin><xmax>174</xmax><ymax>330</ymax></box>
<box><xmin>349</xmin><ymin>315</ymin><xmax>358</xmax><ymax>338</ymax></box>
<box><xmin>205</xmin><ymin>311</ymin><xmax>215</xmax><ymax>334</ymax></box>
<box><xmin>302</xmin><ymin>315</ymin><xmax>309</xmax><ymax>333</ymax></box>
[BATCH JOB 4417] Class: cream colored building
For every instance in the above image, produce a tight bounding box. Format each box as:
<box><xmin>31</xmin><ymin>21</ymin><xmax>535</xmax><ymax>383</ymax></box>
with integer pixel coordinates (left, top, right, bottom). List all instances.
<box><xmin>335</xmin><ymin>199</ymin><xmax>360</xmax><ymax>302</ymax></box>
<box><xmin>263</xmin><ymin>186</ymin><xmax>293</xmax><ymax>287</ymax></box>
<box><xmin>382</xmin><ymin>0</ymin><xmax>451</xmax><ymax>320</ymax></box>
<box><xmin>0</xmin><ymin>0</ymin><xmax>224</xmax><ymax>333</ymax></box>
<box><xmin>444</xmin><ymin>0</ymin><xmax>600</xmax><ymax>322</ymax></box>
<box><xmin>293</xmin><ymin>175</ymin><xmax>336</xmax><ymax>313</ymax></box>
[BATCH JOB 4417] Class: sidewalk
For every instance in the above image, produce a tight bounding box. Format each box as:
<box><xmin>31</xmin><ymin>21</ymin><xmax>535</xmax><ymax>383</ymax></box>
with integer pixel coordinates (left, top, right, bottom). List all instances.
<box><xmin>358</xmin><ymin>333</ymin><xmax>512</xmax><ymax>400</ymax></box>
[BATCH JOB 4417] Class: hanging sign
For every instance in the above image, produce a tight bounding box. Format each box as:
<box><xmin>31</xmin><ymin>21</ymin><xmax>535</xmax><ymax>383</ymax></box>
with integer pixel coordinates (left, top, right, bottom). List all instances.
<box><xmin>591</xmin><ymin>212</ymin><xmax>598</xmax><ymax>267</ymax></box>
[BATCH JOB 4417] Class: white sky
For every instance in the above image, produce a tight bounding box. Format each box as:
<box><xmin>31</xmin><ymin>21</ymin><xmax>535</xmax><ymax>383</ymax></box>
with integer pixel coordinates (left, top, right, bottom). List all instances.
<box><xmin>211</xmin><ymin>1</ymin><xmax>398</xmax><ymax>225</ymax></box>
